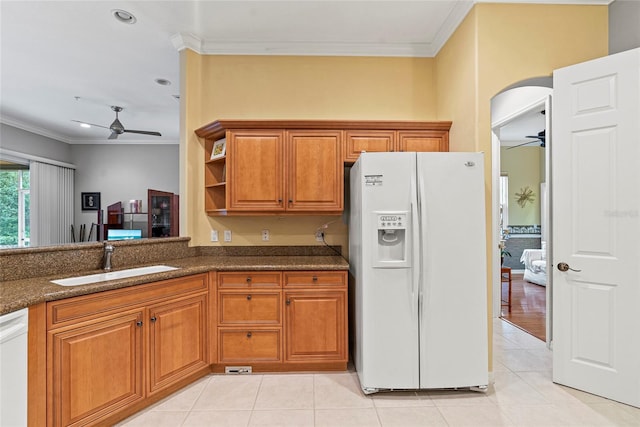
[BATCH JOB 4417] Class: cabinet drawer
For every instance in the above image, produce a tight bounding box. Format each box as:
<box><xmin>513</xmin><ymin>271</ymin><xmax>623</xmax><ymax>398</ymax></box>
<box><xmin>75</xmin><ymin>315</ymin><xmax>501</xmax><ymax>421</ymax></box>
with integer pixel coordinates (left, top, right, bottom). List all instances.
<box><xmin>218</xmin><ymin>272</ymin><xmax>281</xmax><ymax>288</ymax></box>
<box><xmin>283</xmin><ymin>271</ymin><xmax>347</xmax><ymax>288</ymax></box>
<box><xmin>48</xmin><ymin>274</ymin><xmax>208</xmax><ymax>329</ymax></box>
<box><xmin>218</xmin><ymin>329</ymin><xmax>281</xmax><ymax>363</ymax></box>
<box><xmin>219</xmin><ymin>291</ymin><xmax>281</xmax><ymax>325</ymax></box>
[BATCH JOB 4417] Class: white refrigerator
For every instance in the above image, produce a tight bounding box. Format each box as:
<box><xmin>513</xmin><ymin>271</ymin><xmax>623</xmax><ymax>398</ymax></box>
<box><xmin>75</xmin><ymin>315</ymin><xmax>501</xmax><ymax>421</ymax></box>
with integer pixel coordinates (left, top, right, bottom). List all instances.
<box><xmin>349</xmin><ymin>152</ymin><xmax>488</xmax><ymax>393</ymax></box>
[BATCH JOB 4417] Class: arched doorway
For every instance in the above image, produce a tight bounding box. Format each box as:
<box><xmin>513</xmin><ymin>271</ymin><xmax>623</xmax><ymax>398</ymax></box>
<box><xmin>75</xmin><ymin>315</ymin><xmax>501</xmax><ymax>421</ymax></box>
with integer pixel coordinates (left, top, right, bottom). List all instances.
<box><xmin>491</xmin><ymin>81</ymin><xmax>551</xmax><ymax>344</ymax></box>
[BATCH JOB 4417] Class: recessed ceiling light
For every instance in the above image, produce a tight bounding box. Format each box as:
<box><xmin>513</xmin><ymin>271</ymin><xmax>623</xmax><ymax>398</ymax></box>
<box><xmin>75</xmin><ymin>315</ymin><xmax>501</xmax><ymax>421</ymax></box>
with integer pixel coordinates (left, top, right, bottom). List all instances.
<box><xmin>80</xmin><ymin>123</ymin><xmax>91</xmax><ymax>128</ymax></box>
<box><xmin>112</xmin><ymin>9</ymin><xmax>137</xmax><ymax>24</ymax></box>
<box><xmin>155</xmin><ymin>78</ymin><xmax>171</xmax><ymax>86</ymax></box>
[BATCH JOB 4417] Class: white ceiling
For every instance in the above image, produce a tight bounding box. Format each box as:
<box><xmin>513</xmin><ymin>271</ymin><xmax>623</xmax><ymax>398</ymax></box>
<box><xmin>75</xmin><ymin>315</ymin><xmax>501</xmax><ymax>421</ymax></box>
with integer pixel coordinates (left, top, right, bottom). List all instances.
<box><xmin>0</xmin><ymin>0</ymin><xmax>609</xmax><ymax>145</ymax></box>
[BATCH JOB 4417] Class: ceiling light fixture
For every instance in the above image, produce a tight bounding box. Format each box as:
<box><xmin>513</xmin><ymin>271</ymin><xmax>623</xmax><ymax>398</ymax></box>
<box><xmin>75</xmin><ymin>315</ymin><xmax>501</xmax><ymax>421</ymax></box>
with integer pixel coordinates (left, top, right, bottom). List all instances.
<box><xmin>80</xmin><ymin>123</ymin><xmax>91</xmax><ymax>128</ymax></box>
<box><xmin>155</xmin><ymin>78</ymin><xmax>171</xmax><ymax>86</ymax></box>
<box><xmin>112</xmin><ymin>9</ymin><xmax>137</xmax><ymax>24</ymax></box>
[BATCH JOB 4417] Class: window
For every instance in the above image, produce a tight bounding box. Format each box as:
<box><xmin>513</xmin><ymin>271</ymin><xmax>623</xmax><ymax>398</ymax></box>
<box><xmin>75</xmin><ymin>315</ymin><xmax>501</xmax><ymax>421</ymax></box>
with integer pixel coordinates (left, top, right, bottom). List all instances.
<box><xmin>0</xmin><ymin>163</ymin><xmax>30</xmax><ymax>247</ymax></box>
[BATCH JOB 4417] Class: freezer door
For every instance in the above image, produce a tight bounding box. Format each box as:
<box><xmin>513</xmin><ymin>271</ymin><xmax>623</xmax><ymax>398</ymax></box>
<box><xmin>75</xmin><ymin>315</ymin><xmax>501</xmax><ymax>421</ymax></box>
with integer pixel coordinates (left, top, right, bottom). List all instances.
<box><xmin>352</xmin><ymin>152</ymin><xmax>420</xmax><ymax>391</ymax></box>
<box><xmin>417</xmin><ymin>152</ymin><xmax>488</xmax><ymax>389</ymax></box>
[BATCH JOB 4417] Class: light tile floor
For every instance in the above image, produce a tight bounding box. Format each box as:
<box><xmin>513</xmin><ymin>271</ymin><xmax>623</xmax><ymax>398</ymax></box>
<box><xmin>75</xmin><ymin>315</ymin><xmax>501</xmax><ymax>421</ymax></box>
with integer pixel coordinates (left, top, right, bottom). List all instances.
<box><xmin>118</xmin><ymin>319</ymin><xmax>640</xmax><ymax>426</ymax></box>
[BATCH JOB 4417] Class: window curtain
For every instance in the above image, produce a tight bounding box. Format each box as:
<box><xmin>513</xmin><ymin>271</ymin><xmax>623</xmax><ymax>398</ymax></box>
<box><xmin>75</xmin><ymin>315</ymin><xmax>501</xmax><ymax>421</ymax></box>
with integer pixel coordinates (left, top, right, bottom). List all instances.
<box><xmin>30</xmin><ymin>161</ymin><xmax>74</xmax><ymax>246</ymax></box>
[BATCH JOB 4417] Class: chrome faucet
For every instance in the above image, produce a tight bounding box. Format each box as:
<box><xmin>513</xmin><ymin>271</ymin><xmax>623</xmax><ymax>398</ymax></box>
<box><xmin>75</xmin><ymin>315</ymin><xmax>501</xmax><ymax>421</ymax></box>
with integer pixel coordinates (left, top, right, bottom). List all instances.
<box><xmin>103</xmin><ymin>243</ymin><xmax>114</xmax><ymax>271</ymax></box>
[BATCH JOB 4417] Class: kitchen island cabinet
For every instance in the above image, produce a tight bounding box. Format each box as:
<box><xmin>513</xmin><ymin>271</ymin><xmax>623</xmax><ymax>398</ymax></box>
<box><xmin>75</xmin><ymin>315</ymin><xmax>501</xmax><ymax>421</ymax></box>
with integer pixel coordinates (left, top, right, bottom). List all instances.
<box><xmin>45</xmin><ymin>274</ymin><xmax>209</xmax><ymax>426</ymax></box>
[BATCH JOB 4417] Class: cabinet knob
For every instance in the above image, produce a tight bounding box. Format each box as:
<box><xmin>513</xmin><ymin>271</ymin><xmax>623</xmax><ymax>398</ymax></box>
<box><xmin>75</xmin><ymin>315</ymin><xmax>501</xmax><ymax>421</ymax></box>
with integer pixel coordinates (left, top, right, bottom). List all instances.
<box><xmin>288</xmin><ymin>199</ymin><xmax>293</xmax><ymax>203</ymax></box>
<box><xmin>136</xmin><ymin>321</ymin><xmax>143</xmax><ymax>327</ymax></box>
<box><xmin>312</xmin><ymin>276</ymin><xmax>318</xmax><ymax>282</ymax></box>
<box><xmin>150</xmin><ymin>316</ymin><xmax>157</xmax><ymax>323</ymax></box>
<box><xmin>247</xmin><ymin>332</ymin><xmax>252</xmax><ymax>338</ymax></box>
<box><xmin>246</xmin><ymin>277</ymin><xmax>252</xmax><ymax>283</ymax></box>
<box><xmin>246</xmin><ymin>295</ymin><xmax>252</xmax><ymax>301</ymax></box>
<box><xmin>278</xmin><ymin>199</ymin><xmax>283</xmax><ymax>203</ymax></box>
<box><xmin>286</xmin><ymin>299</ymin><xmax>291</xmax><ymax>305</ymax></box>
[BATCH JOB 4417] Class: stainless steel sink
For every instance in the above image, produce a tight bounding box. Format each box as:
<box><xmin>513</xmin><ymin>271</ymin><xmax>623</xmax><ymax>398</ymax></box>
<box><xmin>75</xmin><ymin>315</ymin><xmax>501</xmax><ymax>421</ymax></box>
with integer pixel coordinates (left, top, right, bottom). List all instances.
<box><xmin>51</xmin><ymin>265</ymin><xmax>179</xmax><ymax>286</ymax></box>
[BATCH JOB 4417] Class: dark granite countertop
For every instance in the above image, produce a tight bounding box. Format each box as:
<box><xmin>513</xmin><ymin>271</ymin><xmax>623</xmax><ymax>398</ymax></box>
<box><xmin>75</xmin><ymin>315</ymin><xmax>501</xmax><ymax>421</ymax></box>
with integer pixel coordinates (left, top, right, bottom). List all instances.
<box><xmin>0</xmin><ymin>254</ymin><xmax>349</xmax><ymax>315</ymax></box>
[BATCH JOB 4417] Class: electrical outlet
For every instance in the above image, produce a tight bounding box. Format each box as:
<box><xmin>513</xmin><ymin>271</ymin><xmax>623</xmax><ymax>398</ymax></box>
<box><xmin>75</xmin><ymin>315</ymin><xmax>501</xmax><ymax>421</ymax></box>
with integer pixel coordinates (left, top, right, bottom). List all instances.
<box><xmin>262</xmin><ymin>229</ymin><xmax>270</xmax><ymax>241</ymax></box>
<box><xmin>210</xmin><ymin>230</ymin><xmax>219</xmax><ymax>242</ymax></box>
<box><xmin>224</xmin><ymin>230</ymin><xmax>232</xmax><ymax>242</ymax></box>
<box><xmin>315</xmin><ymin>230</ymin><xmax>324</xmax><ymax>242</ymax></box>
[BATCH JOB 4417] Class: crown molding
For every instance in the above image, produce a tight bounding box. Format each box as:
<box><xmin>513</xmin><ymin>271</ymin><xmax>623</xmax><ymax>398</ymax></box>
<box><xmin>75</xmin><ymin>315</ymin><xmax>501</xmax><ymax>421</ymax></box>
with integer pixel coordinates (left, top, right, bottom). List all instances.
<box><xmin>1</xmin><ymin>116</ymin><xmax>72</xmax><ymax>144</ymax></box>
<box><xmin>171</xmin><ymin>32</ymin><xmax>436</xmax><ymax>57</ymax></box>
<box><xmin>431</xmin><ymin>1</ymin><xmax>475</xmax><ymax>56</ymax></box>
<box><xmin>1</xmin><ymin>117</ymin><xmax>178</xmax><ymax>145</ymax></box>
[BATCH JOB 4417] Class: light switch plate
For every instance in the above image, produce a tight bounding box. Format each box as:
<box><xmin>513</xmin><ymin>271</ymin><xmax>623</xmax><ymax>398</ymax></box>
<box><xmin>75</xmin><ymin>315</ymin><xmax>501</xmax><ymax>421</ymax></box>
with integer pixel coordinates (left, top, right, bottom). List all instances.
<box><xmin>224</xmin><ymin>230</ymin><xmax>232</xmax><ymax>242</ymax></box>
<box><xmin>211</xmin><ymin>230</ymin><xmax>219</xmax><ymax>242</ymax></box>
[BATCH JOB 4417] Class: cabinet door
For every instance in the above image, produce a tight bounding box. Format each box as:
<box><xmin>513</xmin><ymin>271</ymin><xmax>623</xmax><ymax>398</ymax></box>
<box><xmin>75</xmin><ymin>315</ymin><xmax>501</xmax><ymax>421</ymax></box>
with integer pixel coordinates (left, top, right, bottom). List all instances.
<box><xmin>344</xmin><ymin>130</ymin><xmax>396</xmax><ymax>163</ymax></box>
<box><xmin>148</xmin><ymin>294</ymin><xmax>208</xmax><ymax>395</ymax></box>
<box><xmin>228</xmin><ymin>130</ymin><xmax>285</xmax><ymax>211</ymax></box>
<box><xmin>284</xmin><ymin>291</ymin><xmax>347</xmax><ymax>362</ymax></box>
<box><xmin>397</xmin><ymin>130</ymin><xmax>449</xmax><ymax>152</ymax></box>
<box><xmin>286</xmin><ymin>130</ymin><xmax>343</xmax><ymax>212</ymax></box>
<box><xmin>49</xmin><ymin>311</ymin><xmax>144</xmax><ymax>426</ymax></box>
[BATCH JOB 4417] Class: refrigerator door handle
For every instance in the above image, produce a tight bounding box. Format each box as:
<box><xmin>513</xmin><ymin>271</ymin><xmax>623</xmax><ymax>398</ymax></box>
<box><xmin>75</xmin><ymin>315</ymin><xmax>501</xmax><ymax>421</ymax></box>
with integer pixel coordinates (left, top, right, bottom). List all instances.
<box><xmin>411</xmin><ymin>201</ymin><xmax>419</xmax><ymax>319</ymax></box>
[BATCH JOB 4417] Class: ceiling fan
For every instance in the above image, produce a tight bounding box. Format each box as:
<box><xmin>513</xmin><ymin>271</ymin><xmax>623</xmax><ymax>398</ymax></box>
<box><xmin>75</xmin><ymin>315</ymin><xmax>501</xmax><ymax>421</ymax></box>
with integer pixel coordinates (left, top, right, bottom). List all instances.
<box><xmin>73</xmin><ymin>106</ymin><xmax>161</xmax><ymax>140</ymax></box>
<box><xmin>506</xmin><ymin>129</ymin><xmax>546</xmax><ymax>150</ymax></box>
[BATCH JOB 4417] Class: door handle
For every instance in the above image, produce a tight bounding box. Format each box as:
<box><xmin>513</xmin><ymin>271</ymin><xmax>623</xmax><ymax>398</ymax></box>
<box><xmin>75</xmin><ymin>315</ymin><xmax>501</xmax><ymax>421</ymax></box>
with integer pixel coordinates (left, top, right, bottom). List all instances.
<box><xmin>557</xmin><ymin>262</ymin><xmax>581</xmax><ymax>272</ymax></box>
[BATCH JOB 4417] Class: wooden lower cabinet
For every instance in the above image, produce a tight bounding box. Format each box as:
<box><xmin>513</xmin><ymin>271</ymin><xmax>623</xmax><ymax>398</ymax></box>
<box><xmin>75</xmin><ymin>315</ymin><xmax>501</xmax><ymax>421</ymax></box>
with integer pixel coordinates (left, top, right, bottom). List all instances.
<box><xmin>48</xmin><ymin>310</ymin><xmax>144</xmax><ymax>427</ymax></box>
<box><xmin>148</xmin><ymin>294</ymin><xmax>209</xmax><ymax>395</ymax></box>
<box><xmin>214</xmin><ymin>270</ymin><xmax>348</xmax><ymax>372</ymax></box>
<box><xmin>284</xmin><ymin>290</ymin><xmax>347</xmax><ymax>362</ymax></box>
<box><xmin>45</xmin><ymin>274</ymin><xmax>210</xmax><ymax>426</ymax></box>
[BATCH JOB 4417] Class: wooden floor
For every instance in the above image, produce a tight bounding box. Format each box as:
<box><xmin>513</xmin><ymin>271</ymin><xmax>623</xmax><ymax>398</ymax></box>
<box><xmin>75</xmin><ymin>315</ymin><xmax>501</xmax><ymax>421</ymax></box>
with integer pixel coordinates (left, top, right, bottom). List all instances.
<box><xmin>501</xmin><ymin>272</ymin><xmax>546</xmax><ymax>341</ymax></box>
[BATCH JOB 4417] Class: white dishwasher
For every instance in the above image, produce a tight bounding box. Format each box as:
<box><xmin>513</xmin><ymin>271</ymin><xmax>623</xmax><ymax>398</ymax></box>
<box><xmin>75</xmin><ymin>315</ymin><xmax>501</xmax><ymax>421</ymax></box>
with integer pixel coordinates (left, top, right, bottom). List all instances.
<box><xmin>0</xmin><ymin>308</ymin><xmax>28</xmax><ymax>427</ymax></box>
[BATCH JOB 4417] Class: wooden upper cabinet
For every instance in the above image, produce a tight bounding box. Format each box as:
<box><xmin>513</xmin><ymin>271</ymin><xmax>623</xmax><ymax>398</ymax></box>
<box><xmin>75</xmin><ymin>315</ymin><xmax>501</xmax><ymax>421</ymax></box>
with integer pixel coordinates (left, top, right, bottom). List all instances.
<box><xmin>397</xmin><ymin>130</ymin><xmax>449</xmax><ymax>153</ymax></box>
<box><xmin>344</xmin><ymin>130</ymin><xmax>396</xmax><ymax>163</ymax></box>
<box><xmin>287</xmin><ymin>130</ymin><xmax>343</xmax><ymax>212</ymax></box>
<box><xmin>228</xmin><ymin>130</ymin><xmax>285</xmax><ymax>211</ymax></box>
<box><xmin>195</xmin><ymin>120</ymin><xmax>451</xmax><ymax>215</ymax></box>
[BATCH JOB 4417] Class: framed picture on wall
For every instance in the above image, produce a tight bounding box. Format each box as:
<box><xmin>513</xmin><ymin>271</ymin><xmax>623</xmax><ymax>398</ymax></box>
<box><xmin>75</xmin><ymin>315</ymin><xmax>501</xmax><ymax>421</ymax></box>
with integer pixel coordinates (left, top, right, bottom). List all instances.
<box><xmin>210</xmin><ymin>138</ymin><xmax>226</xmax><ymax>160</ymax></box>
<box><xmin>81</xmin><ymin>192</ymin><xmax>101</xmax><ymax>211</ymax></box>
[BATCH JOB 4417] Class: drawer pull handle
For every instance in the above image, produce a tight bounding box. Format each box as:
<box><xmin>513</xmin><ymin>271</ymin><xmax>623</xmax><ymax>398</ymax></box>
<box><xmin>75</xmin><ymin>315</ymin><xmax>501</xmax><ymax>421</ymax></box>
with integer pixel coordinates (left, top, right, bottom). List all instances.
<box><xmin>136</xmin><ymin>321</ymin><xmax>143</xmax><ymax>327</ymax></box>
<box><xmin>312</xmin><ymin>276</ymin><xmax>318</xmax><ymax>281</ymax></box>
<box><xmin>150</xmin><ymin>316</ymin><xmax>157</xmax><ymax>323</ymax></box>
<box><xmin>246</xmin><ymin>295</ymin><xmax>252</xmax><ymax>301</ymax></box>
<box><xmin>246</xmin><ymin>277</ymin><xmax>252</xmax><ymax>283</ymax></box>
<box><xmin>247</xmin><ymin>332</ymin><xmax>252</xmax><ymax>338</ymax></box>
<box><xmin>286</xmin><ymin>299</ymin><xmax>291</xmax><ymax>305</ymax></box>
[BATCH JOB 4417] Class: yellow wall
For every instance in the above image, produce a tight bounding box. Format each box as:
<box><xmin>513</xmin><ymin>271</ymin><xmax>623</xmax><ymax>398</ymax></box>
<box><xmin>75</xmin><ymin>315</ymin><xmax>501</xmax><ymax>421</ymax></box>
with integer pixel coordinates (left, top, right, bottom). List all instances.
<box><xmin>500</xmin><ymin>146</ymin><xmax>543</xmax><ymax>225</ymax></box>
<box><xmin>183</xmin><ymin>54</ymin><xmax>437</xmax><ymax>248</ymax></box>
<box><xmin>181</xmin><ymin>3</ymin><xmax>609</xmax><ymax>373</ymax></box>
<box><xmin>433</xmin><ymin>2</ymin><xmax>607</xmax><ymax>370</ymax></box>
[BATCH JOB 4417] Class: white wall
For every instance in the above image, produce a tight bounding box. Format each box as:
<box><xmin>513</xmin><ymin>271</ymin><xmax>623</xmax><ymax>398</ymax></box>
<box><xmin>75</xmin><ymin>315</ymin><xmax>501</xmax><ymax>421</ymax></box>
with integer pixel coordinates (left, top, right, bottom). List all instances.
<box><xmin>0</xmin><ymin>123</ymin><xmax>73</xmax><ymax>164</ymax></box>
<box><xmin>71</xmin><ymin>144</ymin><xmax>179</xmax><ymax>237</ymax></box>
<box><xmin>609</xmin><ymin>0</ymin><xmax>640</xmax><ymax>55</ymax></box>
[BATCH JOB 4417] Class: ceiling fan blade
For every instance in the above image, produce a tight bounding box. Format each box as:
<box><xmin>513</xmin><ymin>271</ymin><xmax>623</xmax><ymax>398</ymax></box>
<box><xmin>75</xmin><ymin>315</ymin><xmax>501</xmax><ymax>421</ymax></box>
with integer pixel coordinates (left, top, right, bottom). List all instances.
<box><xmin>123</xmin><ymin>129</ymin><xmax>162</xmax><ymax>136</ymax></box>
<box><xmin>506</xmin><ymin>140</ymin><xmax>539</xmax><ymax>150</ymax></box>
<box><xmin>108</xmin><ymin>131</ymin><xmax>119</xmax><ymax>140</ymax></box>
<box><xmin>71</xmin><ymin>120</ymin><xmax>110</xmax><ymax>129</ymax></box>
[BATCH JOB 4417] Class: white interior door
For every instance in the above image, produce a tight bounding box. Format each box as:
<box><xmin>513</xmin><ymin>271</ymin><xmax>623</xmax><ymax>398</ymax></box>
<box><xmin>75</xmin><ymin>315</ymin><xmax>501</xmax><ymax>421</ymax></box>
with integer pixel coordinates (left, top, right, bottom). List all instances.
<box><xmin>552</xmin><ymin>48</ymin><xmax>640</xmax><ymax>407</ymax></box>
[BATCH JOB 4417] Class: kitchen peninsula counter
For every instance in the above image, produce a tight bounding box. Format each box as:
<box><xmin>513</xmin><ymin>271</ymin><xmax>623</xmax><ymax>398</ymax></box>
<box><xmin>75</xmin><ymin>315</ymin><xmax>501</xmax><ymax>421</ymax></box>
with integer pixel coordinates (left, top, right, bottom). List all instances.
<box><xmin>0</xmin><ymin>238</ymin><xmax>348</xmax><ymax>315</ymax></box>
